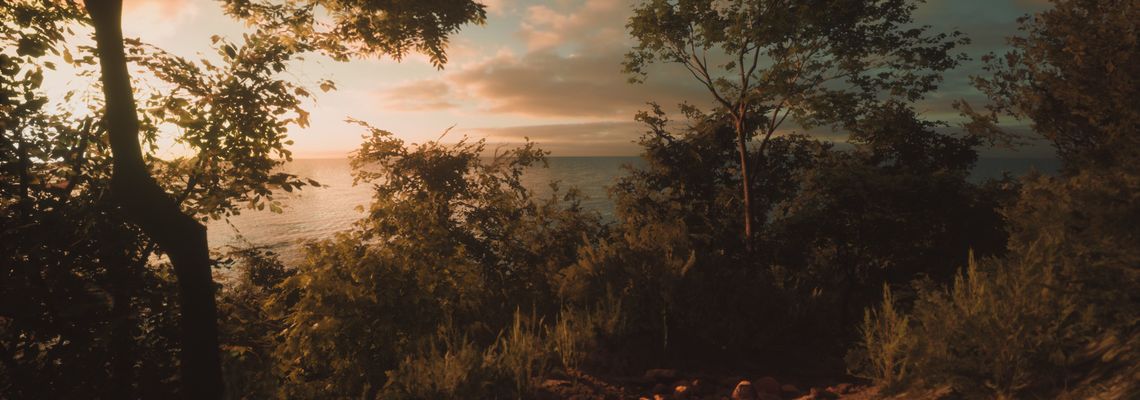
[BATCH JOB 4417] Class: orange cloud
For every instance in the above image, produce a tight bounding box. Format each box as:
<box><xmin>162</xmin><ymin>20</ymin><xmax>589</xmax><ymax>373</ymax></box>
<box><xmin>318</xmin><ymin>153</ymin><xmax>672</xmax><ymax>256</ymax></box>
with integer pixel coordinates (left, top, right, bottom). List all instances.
<box><xmin>379</xmin><ymin>80</ymin><xmax>460</xmax><ymax>111</ymax></box>
<box><xmin>375</xmin><ymin>43</ymin><xmax>705</xmax><ymax>119</ymax></box>
<box><xmin>518</xmin><ymin>0</ymin><xmax>628</xmax><ymax>51</ymax></box>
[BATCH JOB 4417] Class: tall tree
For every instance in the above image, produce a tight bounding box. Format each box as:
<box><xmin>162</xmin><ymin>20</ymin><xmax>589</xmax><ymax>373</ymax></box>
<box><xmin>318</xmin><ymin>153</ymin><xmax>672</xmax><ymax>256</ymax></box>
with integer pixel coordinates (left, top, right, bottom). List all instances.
<box><xmin>80</xmin><ymin>0</ymin><xmax>486</xmax><ymax>397</ymax></box>
<box><xmin>624</xmin><ymin>0</ymin><xmax>966</xmax><ymax>245</ymax></box>
<box><xmin>962</xmin><ymin>0</ymin><xmax>1139</xmax><ymax>173</ymax></box>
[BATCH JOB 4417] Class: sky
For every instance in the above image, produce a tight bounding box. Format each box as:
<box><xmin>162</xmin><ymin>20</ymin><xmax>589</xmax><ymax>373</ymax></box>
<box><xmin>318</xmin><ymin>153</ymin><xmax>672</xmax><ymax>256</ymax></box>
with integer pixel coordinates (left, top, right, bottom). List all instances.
<box><xmin>63</xmin><ymin>0</ymin><xmax>1054</xmax><ymax>157</ymax></box>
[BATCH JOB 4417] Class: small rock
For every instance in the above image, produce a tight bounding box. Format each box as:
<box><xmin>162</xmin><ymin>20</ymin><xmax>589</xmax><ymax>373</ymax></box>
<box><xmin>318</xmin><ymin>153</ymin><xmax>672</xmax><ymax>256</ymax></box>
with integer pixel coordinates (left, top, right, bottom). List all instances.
<box><xmin>540</xmin><ymin>378</ymin><xmax>572</xmax><ymax>389</ymax></box>
<box><xmin>689</xmin><ymin>378</ymin><xmax>705</xmax><ymax>394</ymax></box>
<box><xmin>674</xmin><ymin>384</ymin><xmax>692</xmax><ymax>400</ymax></box>
<box><xmin>645</xmin><ymin>368</ymin><xmax>681</xmax><ymax>382</ymax></box>
<box><xmin>654</xmin><ymin>395</ymin><xmax>667</xmax><ymax>400</ymax></box>
<box><xmin>754</xmin><ymin>376</ymin><xmax>780</xmax><ymax>395</ymax></box>
<box><xmin>731</xmin><ymin>380</ymin><xmax>757</xmax><ymax>400</ymax></box>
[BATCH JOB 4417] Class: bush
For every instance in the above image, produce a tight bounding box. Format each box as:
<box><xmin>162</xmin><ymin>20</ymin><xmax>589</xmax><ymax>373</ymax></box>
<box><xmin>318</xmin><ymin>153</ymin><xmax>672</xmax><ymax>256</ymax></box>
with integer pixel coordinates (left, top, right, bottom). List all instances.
<box><xmin>381</xmin><ymin>331</ymin><xmax>495</xmax><ymax>400</ymax></box>
<box><xmin>847</xmin><ymin>284</ymin><xmax>911</xmax><ymax>390</ymax></box>
<box><xmin>488</xmin><ymin>309</ymin><xmax>552</xmax><ymax>396</ymax></box>
<box><xmin>268</xmin><ymin>122</ymin><xmax>605</xmax><ymax>398</ymax></box>
<box><xmin>849</xmin><ymin>172</ymin><xmax>1140</xmax><ymax>398</ymax></box>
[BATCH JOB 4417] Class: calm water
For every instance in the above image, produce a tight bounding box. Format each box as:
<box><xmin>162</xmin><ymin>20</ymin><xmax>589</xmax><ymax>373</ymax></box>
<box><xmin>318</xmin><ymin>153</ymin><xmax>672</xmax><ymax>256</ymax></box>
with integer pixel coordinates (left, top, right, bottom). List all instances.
<box><xmin>206</xmin><ymin>156</ymin><xmax>1060</xmax><ymax>263</ymax></box>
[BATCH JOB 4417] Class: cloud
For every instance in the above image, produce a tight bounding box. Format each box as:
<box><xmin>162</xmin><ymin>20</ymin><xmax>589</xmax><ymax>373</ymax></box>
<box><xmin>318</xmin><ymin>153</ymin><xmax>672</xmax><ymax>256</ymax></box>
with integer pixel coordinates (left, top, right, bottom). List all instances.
<box><xmin>377</xmin><ymin>45</ymin><xmax>706</xmax><ymax>117</ymax></box>
<box><xmin>471</xmin><ymin>121</ymin><xmax>644</xmax><ymax>156</ymax></box>
<box><xmin>517</xmin><ymin>0</ymin><xmax>630</xmax><ymax>51</ymax></box>
<box><xmin>480</xmin><ymin>0</ymin><xmax>518</xmax><ymax>16</ymax></box>
<box><xmin>364</xmin><ymin>0</ymin><xmax>1057</xmax><ymax>156</ymax></box>
<box><xmin>380</xmin><ymin>80</ymin><xmax>459</xmax><ymax>111</ymax></box>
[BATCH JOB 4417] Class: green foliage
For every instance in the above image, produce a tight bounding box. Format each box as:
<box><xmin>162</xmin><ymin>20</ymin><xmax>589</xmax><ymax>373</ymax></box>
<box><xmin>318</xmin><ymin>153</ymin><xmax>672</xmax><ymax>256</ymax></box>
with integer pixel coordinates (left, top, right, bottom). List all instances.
<box><xmin>1</xmin><ymin>0</ymin><xmax>504</xmax><ymax>398</ymax></box>
<box><xmin>550</xmin><ymin>307</ymin><xmax>593</xmax><ymax>373</ymax></box>
<box><xmin>860</xmin><ymin>2</ymin><xmax>1140</xmax><ymax>396</ymax></box>
<box><xmin>270</xmin><ymin>121</ymin><xmax>603</xmax><ymax>397</ymax></box>
<box><xmin>221</xmin><ymin>0</ymin><xmax>487</xmax><ymax>68</ymax></box>
<box><xmin>1</xmin><ymin>4</ymin><xmax>184</xmax><ymax>398</ymax></box>
<box><xmin>625</xmin><ymin>0</ymin><xmax>969</xmax><ymax>239</ymax></box>
<box><xmin>962</xmin><ymin>0</ymin><xmax>1140</xmax><ymax>172</ymax></box>
<box><xmin>216</xmin><ymin>247</ymin><xmax>294</xmax><ymax>400</ymax></box>
<box><xmin>127</xmin><ymin>33</ymin><xmax>317</xmax><ymax>220</ymax></box>
<box><xmin>847</xmin><ymin>285</ymin><xmax>910</xmax><ymax>389</ymax></box>
<box><xmin>582</xmin><ymin>98</ymin><xmax>1005</xmax><ymax>367</ymax></box>
<box><xmin>848</xmin><ymin>172</ymin><xmax>1139</xmax><ymax>398</ymax></box>
<box><xmin>906</xmin><ymin>243</ymin><xmax>1098</xmax><ymax>398</ymax></box>
<box><xmin>625</xmin><ymin>0</ymin><xmax>967</xmax><ymax>122</ymax></box>
<box><xmin>489</xmin><ymin>309</ymin><xmax>552</xmax><ymax>397</ymax></box>
<box><xmin>381</xmin><ymin>331</ymin><xmax>496</xmax><ymax>400</ymax></box>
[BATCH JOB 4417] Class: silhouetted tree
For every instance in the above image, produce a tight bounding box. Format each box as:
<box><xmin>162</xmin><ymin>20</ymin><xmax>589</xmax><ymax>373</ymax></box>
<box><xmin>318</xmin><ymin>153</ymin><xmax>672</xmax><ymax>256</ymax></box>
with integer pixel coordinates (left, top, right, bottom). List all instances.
<box><xmin>77</xmin><ymin>0</ymin><xmax>486</xmax><ymax>397</ymax></box>
<box><xmin>625</xmin><ymin>0</ymin><xmax>968</xmax><ymax>247</ymax></box>
<box><xmin>961</xmin><ymin>0</ymin><xmax>1139</xmax><ymax>172</ymax></box>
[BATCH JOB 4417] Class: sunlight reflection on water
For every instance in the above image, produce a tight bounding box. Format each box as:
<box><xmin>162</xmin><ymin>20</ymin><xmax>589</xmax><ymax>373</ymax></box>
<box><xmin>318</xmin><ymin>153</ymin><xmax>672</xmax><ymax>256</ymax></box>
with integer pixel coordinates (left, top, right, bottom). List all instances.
<box><xmin>206</xmin><ymin>157</ymin><xmax>638</xmax><ymax>264</ymax></box>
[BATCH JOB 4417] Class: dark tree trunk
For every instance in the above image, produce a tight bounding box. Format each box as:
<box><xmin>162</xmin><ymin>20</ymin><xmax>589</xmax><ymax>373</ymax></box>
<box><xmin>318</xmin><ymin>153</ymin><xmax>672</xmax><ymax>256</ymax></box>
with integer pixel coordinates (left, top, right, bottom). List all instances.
<box><xmin>734</xmin><ymin>118</ymin><xmax>755</xmax><ymax>249</ymax></box>
<box><xmin>83</xmin><ymin>1</ymin><xmax>224</xmax><ymax>398</ymax></box>
<box><xmin>106</xmin><ymin>237</ymin><xmax>137</xmax><ymax>400</ymax></box>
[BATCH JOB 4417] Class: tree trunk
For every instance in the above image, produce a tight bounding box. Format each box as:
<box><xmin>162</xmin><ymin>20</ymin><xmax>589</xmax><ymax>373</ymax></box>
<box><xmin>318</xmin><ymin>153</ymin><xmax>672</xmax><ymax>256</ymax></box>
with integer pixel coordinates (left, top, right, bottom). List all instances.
<box><xmin>84</xmin><ymin>1</ymin><xmax>224</xmax><ymax>398</ymax></box>
<box><xmin>734</xmin><ymin>118</ymin><xmax>754</xmax><ymax>249</ymax></box>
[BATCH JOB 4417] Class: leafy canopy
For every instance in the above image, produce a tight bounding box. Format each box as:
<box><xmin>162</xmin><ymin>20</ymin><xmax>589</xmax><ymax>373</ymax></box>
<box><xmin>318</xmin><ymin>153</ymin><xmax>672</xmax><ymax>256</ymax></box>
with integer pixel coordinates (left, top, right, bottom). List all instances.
<box><xmin>222</xmin><ymin>0</ymin><xmax>488</xmax><ymax>68</ymax></box>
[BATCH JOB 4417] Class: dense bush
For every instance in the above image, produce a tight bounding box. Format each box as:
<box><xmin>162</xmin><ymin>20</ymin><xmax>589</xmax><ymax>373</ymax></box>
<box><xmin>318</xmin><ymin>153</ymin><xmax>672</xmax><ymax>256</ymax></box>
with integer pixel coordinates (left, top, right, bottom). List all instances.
<box><xmin>264</xmin><ymin>121</ymin><xmax>605</xmax><ymax>398</ymax></box>
<box><xmin>850</xmin><ymin>1</ymin><xmax>1139</xmax><ymax>397</ymax></box>
<box><xmin>555</xmin><ymin>101</ymin><xmax>1007</xmax><ymax>370</ymax></box>
<box><xmin>853</xmin><ymin>172</ymin><xmax>1139</xmax><ymax>398</ymax></box>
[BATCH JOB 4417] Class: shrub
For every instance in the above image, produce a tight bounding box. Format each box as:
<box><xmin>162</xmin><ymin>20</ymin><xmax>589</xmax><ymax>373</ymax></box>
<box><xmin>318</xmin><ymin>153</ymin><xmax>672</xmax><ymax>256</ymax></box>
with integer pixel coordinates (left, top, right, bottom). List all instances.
<box><xmin>849</xmin><ymin>172</ymin><xmax>1140</xmax><ymax>398</ymax></box>
<box><xmin>550</xmin><ymin>307</ymin><xmax>590</xmax><ymax>373</ymax></box>
<box><xmin>269</xmin><ymin>122</ymin><xmax>603</xmax><ymax>398</ymax></box>
<box><xmin>847</xmin><ymin>284</ymin><xmax>911</xmax><ymax>389</ymax></box>
<box><xmin>381</xmin><ymin>332</ymin><xmax>493</xmax><ymax>400</ymax></box>
<box><xmin>487</xmin><ymin>309</ymin><xmax>552</xmax><ymax>397</ymax></box>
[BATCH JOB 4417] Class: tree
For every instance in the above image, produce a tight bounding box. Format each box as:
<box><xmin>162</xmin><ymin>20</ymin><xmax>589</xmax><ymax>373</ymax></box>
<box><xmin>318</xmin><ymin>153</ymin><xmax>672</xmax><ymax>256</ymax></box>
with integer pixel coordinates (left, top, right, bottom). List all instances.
<box><xmin>78</xmin><ymin>0</ymin><xmax>486</xmax><ymax>397</ymax></box>
<box><xmin>271</xmin><ymin>123</ymin><xmax>601</xmax><ymax>398</ymax></box>
<box><xmin>624</xmin><ymin>0</ymin><xmax>967</xmax><ymax>246</ymax></box>
<box><xmin>1</xmin><ymin>3</ymin><xmax>172</xmax><ymax>398</ymax></box>
<box><xmin>962</xmin><ymin>0</ymin><xmax>1139</xmax><ymax>173</ymax></box>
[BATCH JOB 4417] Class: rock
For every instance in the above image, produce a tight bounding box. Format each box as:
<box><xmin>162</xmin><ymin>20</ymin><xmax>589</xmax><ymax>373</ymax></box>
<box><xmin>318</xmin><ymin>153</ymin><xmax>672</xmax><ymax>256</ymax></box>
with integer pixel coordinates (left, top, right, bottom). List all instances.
<box><xmin>654</xmin><ymin>395</ymin><xmax>667</xmax><ymax>400</ymax></box>
<box><xmin>689</xmin><ymin>378</ymin><xmax>706</xmax><ymax>395</ymax></box>
<box><xmin>674</xmin><ymin>384</ymin><xmax>692</xmax><ymax>400</ymax></box>
<box><xmin>645</xmin><ymin>368</ymin><xmax>681</xmax><ymax>382</ymax></box>
<box><xmin>539</xmin><ymin>378</ymin><xmax>572</xmax><ymax>389</ymax></box>
<box><xmin>754</xmin><ymin>376</ymin><xmax>780</xmax><ymax>396</ymax></box>
<box><xmin>731</xmin><ymin>380</ymin><xmax>758</xmax><ymax>400</ymax></box>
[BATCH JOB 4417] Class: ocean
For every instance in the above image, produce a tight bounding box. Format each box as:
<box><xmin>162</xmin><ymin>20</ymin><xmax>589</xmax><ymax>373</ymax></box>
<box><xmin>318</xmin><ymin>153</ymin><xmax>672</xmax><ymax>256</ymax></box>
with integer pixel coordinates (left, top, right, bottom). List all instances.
<box><xmin>205</xmin><ymin>156</ymin><xmax>1061</xmax><ymax>263</ymax></box>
